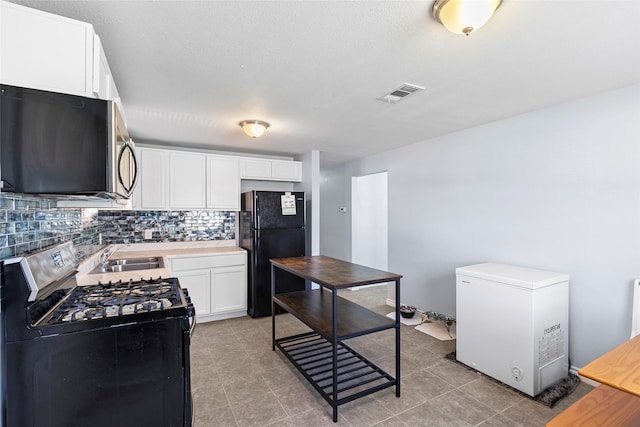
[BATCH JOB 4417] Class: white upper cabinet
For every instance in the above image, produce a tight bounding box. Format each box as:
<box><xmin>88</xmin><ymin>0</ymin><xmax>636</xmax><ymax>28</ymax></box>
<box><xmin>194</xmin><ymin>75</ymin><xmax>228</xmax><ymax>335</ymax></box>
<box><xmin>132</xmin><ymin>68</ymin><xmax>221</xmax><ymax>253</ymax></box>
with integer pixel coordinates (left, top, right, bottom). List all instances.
<box><xmin>133</xmin><ymin>147</ymin><xmax>300</xmax><ymax>211</ymax></box>
<box><xmin>240</xmin><ymin>158</ymin><xmax>302</xmax><ymax>182</ymax></box>
<box><xmin>240</xmin><ymin>158</ymin><xmax>272</xmax><ymax>179</ymax></box>
<box><xmin>92</xmin><ymin>35</ymin><xmax>116</xmax><ymax>100</ymax></box>
<box><xmin>272</xmin><ymin>160</ymin><xmax>302</xmax><ymax>182</ymax></box>
<box><xmin>1</xmin><ymin>2</ymin><xmax>118</xmax><ymax>101</ymax></box>
<box><xmin>134</xmin><ymin>148</ymin><xmax>242</xmax><ymax>211</ymax></box>
<box><xmin>169</xmin><ymin>152</ymin><xmax>207</xmax><ymax>209</ymax></box>
<box><xmin>207</xmin><ymin>155</ymin><xmax>240</xmax><ymax>211</ymax></box>
<box><xmin>134</xmin><ymin>148</ymin><xmax>170</xmax><ymax>210</ymax></box>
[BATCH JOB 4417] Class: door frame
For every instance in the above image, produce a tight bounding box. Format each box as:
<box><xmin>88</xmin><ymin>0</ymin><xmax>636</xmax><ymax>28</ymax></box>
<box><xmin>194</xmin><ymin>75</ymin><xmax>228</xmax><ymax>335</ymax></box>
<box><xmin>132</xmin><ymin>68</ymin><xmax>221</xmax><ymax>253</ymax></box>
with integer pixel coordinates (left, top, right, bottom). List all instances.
<box><xmin>351</xmin><ymin>171</ymin><xmax>388</xmax><ymax>289</ymax></box>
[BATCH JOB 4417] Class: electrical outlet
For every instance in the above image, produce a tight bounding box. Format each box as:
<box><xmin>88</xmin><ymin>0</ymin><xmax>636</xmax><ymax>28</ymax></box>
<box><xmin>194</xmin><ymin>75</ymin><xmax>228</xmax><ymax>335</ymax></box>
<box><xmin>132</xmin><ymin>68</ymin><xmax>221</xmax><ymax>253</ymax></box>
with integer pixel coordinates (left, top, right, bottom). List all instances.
<box><xmin>144</xmin><ymin>229</ymin><xmax>153</xmax><ymax>239</ymax></box>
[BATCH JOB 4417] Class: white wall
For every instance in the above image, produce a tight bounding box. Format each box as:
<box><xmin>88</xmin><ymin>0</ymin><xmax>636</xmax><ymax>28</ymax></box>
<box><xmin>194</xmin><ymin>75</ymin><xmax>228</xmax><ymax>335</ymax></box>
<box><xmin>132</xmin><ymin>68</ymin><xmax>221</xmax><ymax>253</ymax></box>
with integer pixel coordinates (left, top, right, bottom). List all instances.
<box><xmin>320</xmin><ymin>164</ymin><xmax>349</xmax><ymax>259</ymax></box>
<box><xmin>352</xmin><ymin>172</ymin><xmax>388</xmax><ymax>271</ymax></box>
<box><xmin>295</xmin><ymin>150</ymin><xmax>320</xmax><ymax>256</ymax></box>
<box><xmin>320</xmin><ymin>84</ymin><xmax>640</xmax><ymax>368</ymax></box>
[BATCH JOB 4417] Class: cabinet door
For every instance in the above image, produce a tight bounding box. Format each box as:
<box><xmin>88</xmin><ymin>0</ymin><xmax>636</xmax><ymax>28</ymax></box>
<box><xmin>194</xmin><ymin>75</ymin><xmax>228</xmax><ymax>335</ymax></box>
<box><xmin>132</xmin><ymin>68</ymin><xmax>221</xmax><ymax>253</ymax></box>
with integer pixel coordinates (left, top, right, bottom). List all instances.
<box><xmin>240</xmin><ymin>158</ymin><xmax>272</xmax><ymax>179</ymax></box>
<box><xmin>169</xmin><ymin>152</ymin><xmax>206</xmax><ymax>209</ymax></box>
<box><xmin>136</xmin><ymin>148</ymin><xmax>169</xmax><ymax>209</ymax></box>
<box><xmin>1</xmin><ymin>2</ymin><xmax>93</xmax><ymax>96</ymax></box>
<box><xmin>211</xmin><ymin>265</ymin><xmax>247</xmax><ymax>314</ymax></box>
<box><xmin>176</xmin><ymin>269</ymin><xmax>212</xmax><ymax>316</ymax></box>
<box><xmin>92</xmin><ymin>34</ymin><xmax>111</xmax><ymax>100</ymax></box>
<box><xmin>207</xmin><ymin>156</ymin><xmax>240</xmax><ymax>211</ymax></box>
<box><xmin>271</xmin><ymin>160</ymin><xmax>302</xmax><ymax>182</ymax></box>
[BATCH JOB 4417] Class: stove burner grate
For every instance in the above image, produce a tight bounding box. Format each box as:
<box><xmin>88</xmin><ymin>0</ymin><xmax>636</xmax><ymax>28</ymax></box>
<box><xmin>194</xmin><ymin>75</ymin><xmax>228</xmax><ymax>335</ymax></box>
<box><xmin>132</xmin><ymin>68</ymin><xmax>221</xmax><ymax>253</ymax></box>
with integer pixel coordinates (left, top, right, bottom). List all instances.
<box><xmin>44</xmin><ymin>277</ymin><xmax>182</xmax><ymax>324</ymax></box>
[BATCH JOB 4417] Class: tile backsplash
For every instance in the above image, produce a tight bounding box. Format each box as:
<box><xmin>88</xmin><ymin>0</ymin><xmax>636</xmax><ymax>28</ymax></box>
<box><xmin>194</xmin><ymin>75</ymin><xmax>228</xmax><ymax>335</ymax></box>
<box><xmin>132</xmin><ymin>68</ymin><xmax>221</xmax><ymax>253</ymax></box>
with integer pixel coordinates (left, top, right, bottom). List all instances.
<box><xmin>0</xmin><ymin>194</ymin><xmax>100</xmax><ymax>260</ymax></box>
<box><xmin>0</xmin><ymin>193</ymin><xmax>237</xmax><ymax>261</ymax></box>
<box><xmin>97</xmin><ymin>210</ymin><xmax>235</xmax><ymax>244</ymax></box>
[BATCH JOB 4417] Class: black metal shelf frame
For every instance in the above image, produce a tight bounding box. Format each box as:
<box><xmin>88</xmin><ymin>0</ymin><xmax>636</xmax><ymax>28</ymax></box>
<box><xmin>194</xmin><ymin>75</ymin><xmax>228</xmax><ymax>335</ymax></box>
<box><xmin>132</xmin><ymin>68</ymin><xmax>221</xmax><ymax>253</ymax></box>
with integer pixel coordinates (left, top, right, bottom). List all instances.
<box><xmin>275</xmin><ymin>332</ymin><xmax>397</xmax><ymax>408</ymax></box>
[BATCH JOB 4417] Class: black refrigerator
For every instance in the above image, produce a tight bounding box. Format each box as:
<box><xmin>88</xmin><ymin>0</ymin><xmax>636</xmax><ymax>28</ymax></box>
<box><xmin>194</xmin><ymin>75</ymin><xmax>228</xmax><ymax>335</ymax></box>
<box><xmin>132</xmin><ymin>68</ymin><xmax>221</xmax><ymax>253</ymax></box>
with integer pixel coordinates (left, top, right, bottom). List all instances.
<box><xmin>240</xmin><ymin>191</ymin><xmax>307</xmax><ymax>317</ymax></box>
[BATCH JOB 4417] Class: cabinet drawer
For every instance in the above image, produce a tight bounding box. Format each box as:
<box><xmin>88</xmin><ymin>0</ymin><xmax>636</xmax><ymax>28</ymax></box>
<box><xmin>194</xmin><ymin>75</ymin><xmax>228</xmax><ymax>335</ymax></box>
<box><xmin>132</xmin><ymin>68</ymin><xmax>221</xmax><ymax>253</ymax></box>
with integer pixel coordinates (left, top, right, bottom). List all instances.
<box><xmin>170</xmin><ymin>253</ymin><xmax>245</xmax><ymax>272</ymax></box>
<box><xmin>170</xmin><ymin>257</ymin><xmax>216</xmax><ymax>272</ymax></box>
<box><xmin>212</xmin><ymin>253</ymin><xmax>246</xmax><ymax>267</ymax></box>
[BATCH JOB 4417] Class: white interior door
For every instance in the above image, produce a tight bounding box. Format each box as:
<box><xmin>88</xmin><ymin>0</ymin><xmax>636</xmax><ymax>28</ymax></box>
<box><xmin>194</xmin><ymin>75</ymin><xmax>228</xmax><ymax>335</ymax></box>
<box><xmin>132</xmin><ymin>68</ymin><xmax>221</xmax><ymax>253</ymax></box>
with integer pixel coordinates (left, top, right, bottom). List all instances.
<box><xmin>352</xmin><ymin>171</ymin><xmax>388</xmax><ymax>289</ymax></box>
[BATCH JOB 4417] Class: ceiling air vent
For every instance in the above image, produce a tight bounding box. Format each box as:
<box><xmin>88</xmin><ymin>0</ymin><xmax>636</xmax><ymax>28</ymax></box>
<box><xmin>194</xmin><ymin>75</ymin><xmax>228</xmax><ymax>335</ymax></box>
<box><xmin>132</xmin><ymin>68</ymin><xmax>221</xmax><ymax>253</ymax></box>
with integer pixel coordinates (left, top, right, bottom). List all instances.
<box><xmin>376</xmin><ymin>83</ymin><xmax>425</xmax><ymax>103</ymax></box>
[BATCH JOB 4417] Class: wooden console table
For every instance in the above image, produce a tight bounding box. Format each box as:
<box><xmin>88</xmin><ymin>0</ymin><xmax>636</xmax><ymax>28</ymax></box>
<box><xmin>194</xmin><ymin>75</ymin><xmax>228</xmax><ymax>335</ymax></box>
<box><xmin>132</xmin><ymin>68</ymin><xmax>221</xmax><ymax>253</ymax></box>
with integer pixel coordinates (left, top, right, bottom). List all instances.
<box><xmin>270</xmin><ymin>256</ymin><xmax>402</xmax><ymax>423</ymax></box>
<box><xmin>547</xmin><ymin>335</ymin><xmax>640</xmax><ymax>426</ymax></box>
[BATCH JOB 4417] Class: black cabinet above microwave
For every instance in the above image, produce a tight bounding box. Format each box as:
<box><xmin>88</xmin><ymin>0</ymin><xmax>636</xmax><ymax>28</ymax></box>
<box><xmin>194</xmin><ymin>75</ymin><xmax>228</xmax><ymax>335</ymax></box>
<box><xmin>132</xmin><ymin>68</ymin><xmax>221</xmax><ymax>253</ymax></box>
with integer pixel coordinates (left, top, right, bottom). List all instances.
<box><xmin>0</xmin><ymin>85</ymin><xmax>137</xmax><ymax>199</ymax></box>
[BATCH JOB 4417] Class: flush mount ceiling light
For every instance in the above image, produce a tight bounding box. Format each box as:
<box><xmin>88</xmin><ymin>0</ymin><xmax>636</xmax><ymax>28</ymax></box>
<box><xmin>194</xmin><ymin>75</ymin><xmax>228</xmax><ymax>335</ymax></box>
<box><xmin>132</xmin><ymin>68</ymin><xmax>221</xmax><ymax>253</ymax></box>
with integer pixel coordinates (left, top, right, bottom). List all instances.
<box><xmin>432</xmin><ymin>0</ymin><xmax>502</xmax><ymax>36</ymax></box>
<box><xmin>239</xmin><ymin>120</ymin><xmax>270</xmax><ymax>138</ymax></box>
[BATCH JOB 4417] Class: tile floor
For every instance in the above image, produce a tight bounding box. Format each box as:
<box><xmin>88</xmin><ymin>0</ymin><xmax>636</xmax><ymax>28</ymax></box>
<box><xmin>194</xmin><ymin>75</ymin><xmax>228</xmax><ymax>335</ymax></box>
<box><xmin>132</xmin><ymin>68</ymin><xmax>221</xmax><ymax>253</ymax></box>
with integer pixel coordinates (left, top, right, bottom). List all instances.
<box><xmin>190</xmin><ymin>286</ymin><xmax>592</xmax><ymax>426</ymax></box>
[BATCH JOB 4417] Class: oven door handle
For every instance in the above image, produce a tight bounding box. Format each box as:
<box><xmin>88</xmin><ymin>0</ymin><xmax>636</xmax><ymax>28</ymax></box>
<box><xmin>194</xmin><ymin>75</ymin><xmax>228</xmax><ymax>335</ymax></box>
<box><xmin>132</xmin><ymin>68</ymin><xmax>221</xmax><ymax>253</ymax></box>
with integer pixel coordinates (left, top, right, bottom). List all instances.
<box><xmin>188</xmin><ymin>313</ymin><xmax>197</xmax><ymax>337</ymax></box>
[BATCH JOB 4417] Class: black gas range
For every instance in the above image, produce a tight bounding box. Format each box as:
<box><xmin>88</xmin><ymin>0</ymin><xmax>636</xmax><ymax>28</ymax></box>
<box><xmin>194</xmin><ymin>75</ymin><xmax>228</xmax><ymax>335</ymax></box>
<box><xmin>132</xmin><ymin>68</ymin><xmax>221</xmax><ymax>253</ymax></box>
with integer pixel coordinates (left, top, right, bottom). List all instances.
<box><xmin>1</xmin><ymin>242</ymin><xmax>195</xmax><ymax>427</ymax></box>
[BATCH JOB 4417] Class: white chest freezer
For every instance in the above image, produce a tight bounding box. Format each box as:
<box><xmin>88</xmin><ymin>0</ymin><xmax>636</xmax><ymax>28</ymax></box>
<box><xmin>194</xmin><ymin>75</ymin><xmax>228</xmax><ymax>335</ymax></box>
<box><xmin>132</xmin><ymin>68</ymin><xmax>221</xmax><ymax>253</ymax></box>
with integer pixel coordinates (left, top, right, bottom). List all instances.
<box><xmin>456</xmin><ymin>263</ymin><xmax>569</xmax><ymax>396</ymax></box>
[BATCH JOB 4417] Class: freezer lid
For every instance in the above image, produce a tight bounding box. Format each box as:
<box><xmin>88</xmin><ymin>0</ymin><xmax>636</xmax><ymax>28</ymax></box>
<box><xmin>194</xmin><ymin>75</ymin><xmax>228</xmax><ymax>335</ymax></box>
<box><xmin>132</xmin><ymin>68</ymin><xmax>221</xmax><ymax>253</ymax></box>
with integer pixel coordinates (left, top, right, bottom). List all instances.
<box><xmin>456</xmin><ymin>263</ymin><xmax>569</xmax><ymax>289</ymax></box>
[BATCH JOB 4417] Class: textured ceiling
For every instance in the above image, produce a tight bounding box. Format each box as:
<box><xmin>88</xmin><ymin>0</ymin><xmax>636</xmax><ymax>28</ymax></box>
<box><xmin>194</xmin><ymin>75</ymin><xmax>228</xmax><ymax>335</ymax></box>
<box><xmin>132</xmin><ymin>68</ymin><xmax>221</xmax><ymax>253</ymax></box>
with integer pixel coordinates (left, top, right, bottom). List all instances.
<box><xmin>10</xmin><ymin>0</ymin><xmax>640</xmax><ymax>165</ymax></box>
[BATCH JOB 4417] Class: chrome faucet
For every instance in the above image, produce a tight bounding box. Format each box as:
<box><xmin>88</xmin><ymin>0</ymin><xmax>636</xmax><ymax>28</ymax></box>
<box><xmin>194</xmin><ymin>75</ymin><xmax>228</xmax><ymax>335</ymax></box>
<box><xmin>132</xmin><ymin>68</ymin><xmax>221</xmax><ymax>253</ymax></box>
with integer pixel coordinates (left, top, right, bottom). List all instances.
<box><xmin>99</xmin><ymin>248</ymin><xmax>111</xmax><ymax>265</ymax></box>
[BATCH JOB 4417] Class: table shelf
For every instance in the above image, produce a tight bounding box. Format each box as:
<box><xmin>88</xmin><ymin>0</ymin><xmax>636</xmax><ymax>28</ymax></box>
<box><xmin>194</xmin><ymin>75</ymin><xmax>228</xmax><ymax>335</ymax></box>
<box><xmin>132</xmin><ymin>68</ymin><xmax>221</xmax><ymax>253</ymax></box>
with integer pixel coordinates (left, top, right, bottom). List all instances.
<box><xmin>276</xmin><ymin>332</ymin><xmax>397</xmax><ymax>406</ymax></box>
<box><xmin>273</xmin><ymin>289</ymin><xmax>396</xmax><ymax>340</ymax></box>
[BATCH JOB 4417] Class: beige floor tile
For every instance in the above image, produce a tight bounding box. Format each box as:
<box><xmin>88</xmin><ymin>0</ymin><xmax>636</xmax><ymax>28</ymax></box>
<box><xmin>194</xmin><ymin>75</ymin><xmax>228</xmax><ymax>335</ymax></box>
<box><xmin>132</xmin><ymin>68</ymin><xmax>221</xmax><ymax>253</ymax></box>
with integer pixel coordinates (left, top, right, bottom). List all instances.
<box><xmin>230</xmin><ymin>391</ymin><xmax>288</xmax><ymax>427</ymax></box>
<box><xmin>428</xmin><ymin>389</ymin><xmax>497</xmax><ymax>426</ymax></box>
<box><xmin>427</xmin><ymin>359</ymin><xmax>483</xmax><ymax>387</ymax></box>
<box><xmin>396</xmin><ymin>400</ymin><xmax>470</xmax><ymax>427</ymax></box>
<box><xmin>287</xmin><ymin>407</ymin><xmax>350</xmax><ymax>426</ymax></box>
<box><xmin>194</xmin><ymin>402</ymin><xmax>237</xmax><ymax>427</ymax></box>
<box><xmin>190</xmin><ymin>286</ymin><xmax>585</xmax><ymax>427</ymax></box>
<box><xmin>339</xmin><ymin>395</ymin><xmax>395</xmax><ymax>427</ymax></box>
<box><xmin>458</xmin><ymin>376</ymin><xmax>524</xmax><ymax>412</ymax></box>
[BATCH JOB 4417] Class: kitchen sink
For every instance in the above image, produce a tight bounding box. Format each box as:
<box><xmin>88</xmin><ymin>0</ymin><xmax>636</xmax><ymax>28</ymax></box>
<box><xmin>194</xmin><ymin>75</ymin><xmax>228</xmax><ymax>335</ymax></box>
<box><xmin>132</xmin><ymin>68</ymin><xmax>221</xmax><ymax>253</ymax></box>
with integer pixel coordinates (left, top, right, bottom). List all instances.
<box><xmin>90</xmin><ymin>257</ymin><xmax>165</xmax><ymax>274</ymax></box>
<box><xmin>106</xmin><ymin>257</ymin><xmax>164</xmax><ymax>266</ymax></box>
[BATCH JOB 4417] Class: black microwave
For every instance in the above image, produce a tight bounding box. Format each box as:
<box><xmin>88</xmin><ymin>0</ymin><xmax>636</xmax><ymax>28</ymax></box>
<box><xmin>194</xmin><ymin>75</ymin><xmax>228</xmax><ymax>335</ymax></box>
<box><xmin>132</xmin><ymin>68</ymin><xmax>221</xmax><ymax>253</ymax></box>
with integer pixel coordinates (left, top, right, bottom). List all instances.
<box><xmin>0</xmin><ymin>85</ymin><xmax>137</xmax><ymax>199</ymax></box>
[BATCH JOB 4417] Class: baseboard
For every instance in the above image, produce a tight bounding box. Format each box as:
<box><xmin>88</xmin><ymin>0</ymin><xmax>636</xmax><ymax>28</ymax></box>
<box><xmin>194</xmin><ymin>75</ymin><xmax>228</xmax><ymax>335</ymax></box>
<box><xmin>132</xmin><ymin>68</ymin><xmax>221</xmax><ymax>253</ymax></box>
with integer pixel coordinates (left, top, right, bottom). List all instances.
<box><xmin>570</xmin><ymin>365</ymin><xmax>600</xmax><ymax>387</ymax></box>
<box><xmin>197</xmin><ymin>310</ymin><xmax>246</xmax><ymax>323</ymax></box>
<box><xmin>386</xmin><ymin>298</ymin><xmax>395</xmax><ymax>307</ymax></box>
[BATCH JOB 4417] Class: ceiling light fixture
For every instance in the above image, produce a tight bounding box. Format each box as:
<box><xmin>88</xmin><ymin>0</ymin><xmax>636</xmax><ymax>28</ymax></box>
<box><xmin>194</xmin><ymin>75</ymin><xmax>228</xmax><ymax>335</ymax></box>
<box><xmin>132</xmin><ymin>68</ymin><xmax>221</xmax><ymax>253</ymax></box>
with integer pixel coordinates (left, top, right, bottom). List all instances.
<box><xmin>239</xmin><ymin>120</ymin><xmax>270</xmax><ymax>138</ymax></box>
<box><xmin>432</xmin><ymin>0</ymin><xmax>502</xmax><ymax>36</ymax></box>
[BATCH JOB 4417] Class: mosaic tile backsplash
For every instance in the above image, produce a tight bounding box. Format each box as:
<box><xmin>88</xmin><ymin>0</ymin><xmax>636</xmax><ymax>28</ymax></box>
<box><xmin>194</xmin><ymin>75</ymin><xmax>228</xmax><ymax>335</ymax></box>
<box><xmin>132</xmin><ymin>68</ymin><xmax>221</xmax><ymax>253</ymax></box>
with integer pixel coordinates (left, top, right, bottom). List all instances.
<box><xmin>0</xmin><ymin>193</ymin><xmax>236</xmax><ymax>261</ymax></box>
<box><xmin>0</xmin><ymin>194</ymin><xmax>101</xmax><ymax>260</ymax></box>
<box><xmin>97</xmin><ymin>210</ymin><xmax>235</xmax><ymax>244</ymax></box>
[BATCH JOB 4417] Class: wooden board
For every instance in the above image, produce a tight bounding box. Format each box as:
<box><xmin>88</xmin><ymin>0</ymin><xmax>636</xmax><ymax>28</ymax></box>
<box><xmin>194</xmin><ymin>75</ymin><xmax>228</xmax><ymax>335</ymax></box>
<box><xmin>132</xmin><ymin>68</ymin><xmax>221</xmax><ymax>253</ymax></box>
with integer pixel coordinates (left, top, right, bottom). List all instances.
<box><xmin>274</xmin><ymin>290</ymin><xmax>395</xmax><ymax>340</ymax></box>
<box><xmin>271</xmin><ymin>256</ymin><xmax>402</xmax><ymax>290</ymax></box>
<box><xmin>578</xmin><ymin>335</ymin><xmax>640</xmax><ymax>396</ymax></box>
<box><xmin>547</xmin><ymin>385</ymin><xmax>640</xmax><ymax>427</ymax></box>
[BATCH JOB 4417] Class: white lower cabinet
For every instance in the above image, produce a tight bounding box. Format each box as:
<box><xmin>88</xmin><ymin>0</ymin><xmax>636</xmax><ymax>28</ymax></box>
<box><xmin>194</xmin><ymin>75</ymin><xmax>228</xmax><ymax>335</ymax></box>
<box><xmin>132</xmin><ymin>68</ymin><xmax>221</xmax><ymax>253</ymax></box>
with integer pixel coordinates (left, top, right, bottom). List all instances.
<box><xmin>211</xmin><ymin>265</ymin><xmax>246</xmax><ymax>314</ymax></box>
<box><xmin>176</xmin><ymin>269</ymin><xmax>212</xmax><ymax>316</ymax></box>
<box><xmin>169</xmin><ymin>252</ymin><xmax>247</xmax><ymax>322</ymax></box>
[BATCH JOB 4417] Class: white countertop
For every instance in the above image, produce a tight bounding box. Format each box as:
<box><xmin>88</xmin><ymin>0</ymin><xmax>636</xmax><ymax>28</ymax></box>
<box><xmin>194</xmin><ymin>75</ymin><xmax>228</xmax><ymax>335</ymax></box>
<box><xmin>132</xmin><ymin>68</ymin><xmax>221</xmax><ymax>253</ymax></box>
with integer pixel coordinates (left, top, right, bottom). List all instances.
<box><xmin>76</xmin><ymin>241</ymin><xmax>245</xmax><ymax>285</ymax></box>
